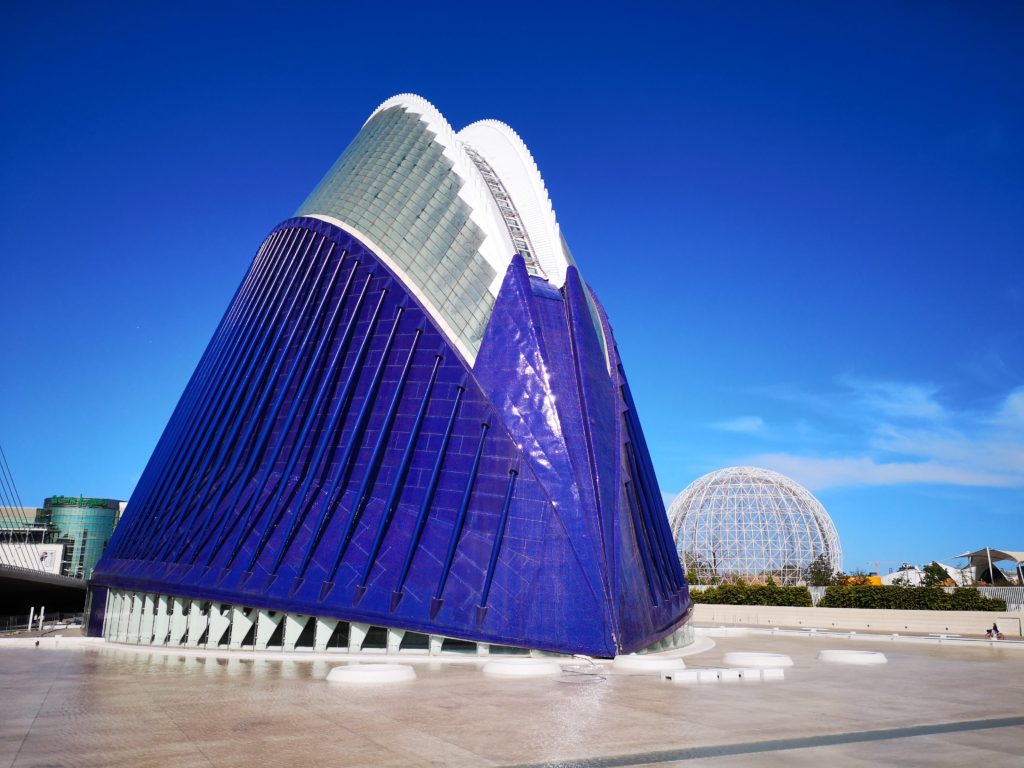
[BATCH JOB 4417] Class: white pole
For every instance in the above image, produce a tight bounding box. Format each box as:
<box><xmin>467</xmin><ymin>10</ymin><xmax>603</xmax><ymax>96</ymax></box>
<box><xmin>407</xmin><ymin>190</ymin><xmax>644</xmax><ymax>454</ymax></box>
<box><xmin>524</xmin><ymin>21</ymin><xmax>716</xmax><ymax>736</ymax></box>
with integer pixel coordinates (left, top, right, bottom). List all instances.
<box><xmin>986</xmin><ymin>547</ymin><xmax>995</xmax><ymax>585</ymax></box>
<box><xmin>38</xmin><ymin>606</ymin><xmax>45</xmax><ymax>632</ymax></box>
<box><xmin>28</xmin><ymin>606</ymin><xmax>35</xmax><ymax>632</ymax></box>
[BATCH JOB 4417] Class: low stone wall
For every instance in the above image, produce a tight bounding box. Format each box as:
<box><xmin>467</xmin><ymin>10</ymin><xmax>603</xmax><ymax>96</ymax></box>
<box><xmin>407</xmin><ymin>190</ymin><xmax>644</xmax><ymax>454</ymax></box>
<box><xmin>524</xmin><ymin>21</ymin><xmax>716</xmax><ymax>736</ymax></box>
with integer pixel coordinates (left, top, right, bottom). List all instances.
<box><xmin>692</xmin><ymin>604</ymin><xmax>1024</xmax><ymax>637</ymax></box>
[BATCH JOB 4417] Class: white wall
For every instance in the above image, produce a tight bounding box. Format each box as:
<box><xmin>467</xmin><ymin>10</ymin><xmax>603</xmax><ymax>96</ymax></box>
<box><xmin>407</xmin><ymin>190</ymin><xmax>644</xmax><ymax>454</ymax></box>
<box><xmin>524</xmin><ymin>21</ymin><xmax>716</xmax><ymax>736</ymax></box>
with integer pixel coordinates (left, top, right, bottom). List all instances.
<box><xmin>692</xmin><ymin>604</ymin><xmax>1024</xmax><ymax>637</ymax></box>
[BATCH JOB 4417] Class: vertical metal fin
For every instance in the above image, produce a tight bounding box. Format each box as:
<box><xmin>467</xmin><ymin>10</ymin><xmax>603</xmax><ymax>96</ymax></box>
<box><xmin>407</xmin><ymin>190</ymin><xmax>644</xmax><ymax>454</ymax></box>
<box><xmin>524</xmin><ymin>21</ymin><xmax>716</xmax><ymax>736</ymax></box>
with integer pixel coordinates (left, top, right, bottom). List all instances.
<box><xmin>160</xmin><ymin>230</ymin><xmax>321</xmax><ymax>563</ymax></box>
<box><xmin>117</xmin><ymin>226</ymin><xmax>283</xmax><ymax>556</ymax></box>
<box><xmin>355</xmin><ymin>353</ymin><xmax>442</xmax><ymax>599</ymax></box>
<box><xmin>391</xmin><ymin>384</ymin><xmax>463</xmax><ymax>610</ymax></box>
<box><xmin>219</xmin><ymin>244</ymin><xmax>348</xmax><ymax>569</ymax></box>
<box><xmin>476</xmin><ymin>469</ymin><xmax>518</xmax><ymax>625</ymax></box>
<box><xmin>265</xmin><ymin>269</ymin><xmax>372</xmax><ymax>575</ymax></box>
<box><xmin>430</xmin><ymin>420</ymin><xmax>490</xmax><ymax>618</ymax></box>
<box><xmin>294</xmin><ymin>287</ymin><xmax>390</xmax><ymax>579</ymax></box>
<box><xmin>125</xmin><ymin>228</ymin><xmax>296</xmax><ymax>560</ymax></box>
<box><xmin>624</xmin><ymin>479</ymin><xmax>661</xmax><ymax>605</ymax></box>
<box><xmin>185</xmin><ymin>235</ymin><xmax>332</xmax><ymax>565</ymax></box>
<box><xmin>624</xmin><ymin>440</ymin><xmax>675</xmax><ymax>594</ymax></box>
<box><xmin>323</xmin><ymin>323</ymin><xmax>421</xmax><ymax>588</ymax></box>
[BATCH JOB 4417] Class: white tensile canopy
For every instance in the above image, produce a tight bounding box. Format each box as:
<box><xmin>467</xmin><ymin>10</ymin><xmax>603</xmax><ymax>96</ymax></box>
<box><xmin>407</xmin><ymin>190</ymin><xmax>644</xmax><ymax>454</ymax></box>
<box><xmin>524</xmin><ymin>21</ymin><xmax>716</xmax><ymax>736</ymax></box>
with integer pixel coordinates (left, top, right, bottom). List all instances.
<box><xmin>954</xmin><ymin>548</ymin><xmax>1024</xmax><ymax>585</ymax></box>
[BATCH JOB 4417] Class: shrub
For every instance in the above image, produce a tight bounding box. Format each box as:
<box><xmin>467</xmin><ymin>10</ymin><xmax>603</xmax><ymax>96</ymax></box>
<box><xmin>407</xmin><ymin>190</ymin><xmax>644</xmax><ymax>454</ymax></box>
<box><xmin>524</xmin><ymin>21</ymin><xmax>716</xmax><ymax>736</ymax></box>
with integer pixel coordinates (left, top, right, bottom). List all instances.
<box><xmin>804</xmin><ymin>554</ymin><xmax>836</xmax><ymax>586</ymax></box>
<box><xmin>689</xmin><ymin>582</ymin><xmax>812</xmax><ymax>607</ymax></box>
<box><xmin>820</xmin><ymin>586</ymin><xmax>1005</xmax><ymax>611</ymax></box>
<box><xmin>921</xmin><ymin>562</ymin><xmax>953</xmax><ymax>588</ymax></box>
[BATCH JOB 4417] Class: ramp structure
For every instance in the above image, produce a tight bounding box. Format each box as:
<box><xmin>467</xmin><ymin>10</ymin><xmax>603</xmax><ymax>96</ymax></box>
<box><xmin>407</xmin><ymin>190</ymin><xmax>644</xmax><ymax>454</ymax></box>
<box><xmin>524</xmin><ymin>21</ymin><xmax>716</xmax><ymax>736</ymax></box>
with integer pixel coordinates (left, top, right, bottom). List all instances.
<box><xmin>92</xmin><ymin>95</ymin><xmax>690</xmax><ymax>656</ymax></box>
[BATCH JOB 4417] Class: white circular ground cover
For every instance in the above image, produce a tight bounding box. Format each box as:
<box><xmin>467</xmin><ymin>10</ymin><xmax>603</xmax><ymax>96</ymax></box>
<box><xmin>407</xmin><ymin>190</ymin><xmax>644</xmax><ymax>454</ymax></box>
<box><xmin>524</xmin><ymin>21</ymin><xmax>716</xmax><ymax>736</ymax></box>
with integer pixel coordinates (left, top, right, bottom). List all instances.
<box><xmin>611</xmin><ymin>654</ymin><xmax>687</xmax><ymax>673</ymax></box>
<box><xmin>721</xmin><ymin>652</ymin><xmax>794</xmax><ymax>668</ymax></box>
<box><xmin>326</xmin><ymin>663</ymin><xmax>417</xmax><ymax>683</ymax></box>
<box><xmin>818</xmin><ymin>649</ymin><xmax>887</xmax><ymax>665</ymax></box>
<box><xmin>481</xmin><ymin>658</ymin><xmax>563</xmax><ymax>677</ymax></box>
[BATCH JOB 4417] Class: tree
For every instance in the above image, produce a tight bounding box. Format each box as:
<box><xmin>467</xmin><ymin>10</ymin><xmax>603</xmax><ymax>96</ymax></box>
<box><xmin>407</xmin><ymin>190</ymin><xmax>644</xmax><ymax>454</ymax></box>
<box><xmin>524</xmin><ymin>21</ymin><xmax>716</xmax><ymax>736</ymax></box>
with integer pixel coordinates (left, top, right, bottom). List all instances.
<box><xmin>804</xmin><ymin>553</ymin><xmax>836</xmax><ymax>586</ymax></box>
<box><xmin>890</xmin><ymin>572</ymin><xmax>911</xmax><ymax>587</ymax></box>
<box><xmin>683</xmin><ymin>551</ymin><xmax>717</xmax><ymax>585</ymax></box>
<box><xmin>921</xmin><ymin>562</ymin><xmax>951</xmax><ymax>588</ymax></box>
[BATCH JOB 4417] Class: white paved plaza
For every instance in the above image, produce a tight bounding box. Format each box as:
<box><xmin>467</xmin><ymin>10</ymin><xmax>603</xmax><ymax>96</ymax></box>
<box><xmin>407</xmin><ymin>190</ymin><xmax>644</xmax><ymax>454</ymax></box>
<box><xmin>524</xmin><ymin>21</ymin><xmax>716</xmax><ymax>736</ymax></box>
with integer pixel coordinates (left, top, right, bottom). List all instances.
<box><xmin>1</xmin><ymin>631</ymin><xmax>1022</xmax><ymax>767</ymax></box>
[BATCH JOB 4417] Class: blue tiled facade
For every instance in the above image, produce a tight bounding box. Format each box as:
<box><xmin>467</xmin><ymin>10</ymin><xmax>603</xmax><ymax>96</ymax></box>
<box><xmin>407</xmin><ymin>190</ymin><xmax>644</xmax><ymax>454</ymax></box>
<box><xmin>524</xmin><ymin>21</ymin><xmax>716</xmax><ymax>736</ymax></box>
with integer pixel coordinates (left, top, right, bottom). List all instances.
<box><xmin>93</xmin><ymin>121</ymin><xmax>690</xmax><ymax>657</ymax></box>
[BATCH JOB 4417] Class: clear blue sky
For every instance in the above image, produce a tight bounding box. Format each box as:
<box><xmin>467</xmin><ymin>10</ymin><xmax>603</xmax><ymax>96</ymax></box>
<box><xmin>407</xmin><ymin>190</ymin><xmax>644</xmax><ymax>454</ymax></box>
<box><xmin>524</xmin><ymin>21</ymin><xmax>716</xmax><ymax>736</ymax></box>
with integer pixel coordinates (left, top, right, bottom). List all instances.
<box><xmin>2</xmin><ymin>2</ymin><xmax>1021</xmax><ymax>574</ymax></box>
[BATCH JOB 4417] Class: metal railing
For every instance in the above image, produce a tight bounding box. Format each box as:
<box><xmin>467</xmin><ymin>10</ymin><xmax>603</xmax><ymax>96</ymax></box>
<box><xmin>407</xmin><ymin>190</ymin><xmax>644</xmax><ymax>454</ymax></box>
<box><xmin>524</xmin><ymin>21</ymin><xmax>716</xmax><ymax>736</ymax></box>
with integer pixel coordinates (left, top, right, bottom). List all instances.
<box><xmin>0</xmin><ymin>612</ymin><xmax>83</xmax><ymax>633</ymax></box>
<box><xmin>975</xmin><ymin>586</ymin><xmax>1024</xmax><ymax>611</ymax></box>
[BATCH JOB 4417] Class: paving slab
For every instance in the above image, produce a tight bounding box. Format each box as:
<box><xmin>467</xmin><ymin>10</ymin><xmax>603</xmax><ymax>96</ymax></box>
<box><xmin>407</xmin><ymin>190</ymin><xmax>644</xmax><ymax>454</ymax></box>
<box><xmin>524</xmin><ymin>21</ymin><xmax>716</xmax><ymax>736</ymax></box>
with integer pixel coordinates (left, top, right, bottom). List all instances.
<box><xmin>1</xmin><ymin>633</ymin><xmax>1022</xmax><ymax>767</ymax></box>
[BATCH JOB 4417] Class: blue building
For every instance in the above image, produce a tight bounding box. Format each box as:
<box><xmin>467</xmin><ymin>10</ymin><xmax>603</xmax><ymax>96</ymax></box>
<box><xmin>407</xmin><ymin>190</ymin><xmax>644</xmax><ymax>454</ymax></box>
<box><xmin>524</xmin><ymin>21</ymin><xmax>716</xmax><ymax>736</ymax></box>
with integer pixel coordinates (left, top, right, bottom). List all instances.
<box><xmin>90</xmin><ymin>95</ymin><xmax>690</xmax><ymax>656</ymax></box>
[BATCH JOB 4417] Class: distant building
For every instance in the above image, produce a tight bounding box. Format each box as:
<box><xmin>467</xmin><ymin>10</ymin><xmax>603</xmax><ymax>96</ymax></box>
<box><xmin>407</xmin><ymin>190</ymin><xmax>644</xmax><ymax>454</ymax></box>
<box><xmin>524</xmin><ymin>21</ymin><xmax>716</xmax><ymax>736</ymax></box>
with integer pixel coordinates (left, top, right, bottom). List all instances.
<box><xmin>0</xmin><ymin>506</ymin><xmax>45</xmax><ymax>539</ymax></box>
<box><xmin>0</xmin><ymin>506</ymin><xmax>64</xmax><ymax>574</ymax></box>
<box><xmin>668</xmin><ymin>467</ymin><xmax>842</xmax><ymax>585</ymax></box>
<box><xmin>0</xmin><ymin>499</ymin><xmax>123</xmax><ymax>579</ymax></box>
<box><xmin>879</xmin><ymin>562</ymin><xmax>971</xmax><ymax>587</ymax></box>
<box><xmin>43</xmin><ymin>496</ymin><xmax>124</xmax><ymax>579</ymax></box>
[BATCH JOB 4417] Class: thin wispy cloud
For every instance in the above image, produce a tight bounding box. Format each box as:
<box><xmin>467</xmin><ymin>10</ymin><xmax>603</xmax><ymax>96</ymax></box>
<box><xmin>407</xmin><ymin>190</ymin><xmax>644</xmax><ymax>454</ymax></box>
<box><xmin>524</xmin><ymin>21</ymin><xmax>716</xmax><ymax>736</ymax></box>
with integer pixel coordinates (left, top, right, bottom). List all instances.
<box><xmin>993</xmin><ymin>387</ymin><xmax>1024</xmax><ymax>428</ymax></box>
<box><xmin>748</xmin><ymin>454</ymin><xmax>1016</xmax><ymax>492</ymax></box>
<box><xmin>712</xmin><ymin>416</ymin><xmax>765</xmax><ymax>434</ymax></box>
<box><xmin>841</xmin><ymin>377</ymin><xmax>946</xmax><ymax>421</ymax></box>
<box><xmin>744</xmin><ymin>382</ymin><xmax>1024</xmax><ymax>491</ymax></box>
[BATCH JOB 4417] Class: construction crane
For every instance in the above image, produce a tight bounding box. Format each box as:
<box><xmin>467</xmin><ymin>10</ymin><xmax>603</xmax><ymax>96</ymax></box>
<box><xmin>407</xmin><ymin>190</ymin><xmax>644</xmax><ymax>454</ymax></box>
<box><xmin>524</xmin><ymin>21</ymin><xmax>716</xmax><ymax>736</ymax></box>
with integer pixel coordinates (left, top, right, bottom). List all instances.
<box><xmin>866</xmin><ymin>560</ymin><xmax>904</xmax><ymax>576</ymax></box>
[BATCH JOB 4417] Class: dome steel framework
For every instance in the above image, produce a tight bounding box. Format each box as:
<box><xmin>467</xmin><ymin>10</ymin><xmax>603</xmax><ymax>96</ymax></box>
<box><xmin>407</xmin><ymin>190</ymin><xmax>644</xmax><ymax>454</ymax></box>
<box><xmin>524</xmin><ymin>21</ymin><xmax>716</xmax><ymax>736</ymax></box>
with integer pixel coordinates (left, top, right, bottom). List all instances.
<box><xmin>668</xmin><ymin>467</ymin><xmax>842</xmax><ymax>585</ymax></box>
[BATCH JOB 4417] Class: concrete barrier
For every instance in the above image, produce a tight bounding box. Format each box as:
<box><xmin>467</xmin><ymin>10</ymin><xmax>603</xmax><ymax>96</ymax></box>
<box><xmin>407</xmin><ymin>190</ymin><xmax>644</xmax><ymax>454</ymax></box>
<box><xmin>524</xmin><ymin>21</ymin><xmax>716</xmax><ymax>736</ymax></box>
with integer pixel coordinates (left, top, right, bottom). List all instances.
<box><xmin>692</xmin><ymin>604</ymin><xmax>1024</xmax><ymax>637</ymax></box>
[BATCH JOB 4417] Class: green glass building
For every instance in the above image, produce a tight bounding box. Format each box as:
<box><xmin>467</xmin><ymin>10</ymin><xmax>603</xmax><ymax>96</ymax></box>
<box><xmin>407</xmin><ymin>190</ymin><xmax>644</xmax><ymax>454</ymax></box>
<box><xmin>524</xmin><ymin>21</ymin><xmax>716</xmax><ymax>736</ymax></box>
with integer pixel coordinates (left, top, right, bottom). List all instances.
<box><xmin>43</xmin><ymin>496</ymin><xmax>123</xmax><ymax>579</ymax></box>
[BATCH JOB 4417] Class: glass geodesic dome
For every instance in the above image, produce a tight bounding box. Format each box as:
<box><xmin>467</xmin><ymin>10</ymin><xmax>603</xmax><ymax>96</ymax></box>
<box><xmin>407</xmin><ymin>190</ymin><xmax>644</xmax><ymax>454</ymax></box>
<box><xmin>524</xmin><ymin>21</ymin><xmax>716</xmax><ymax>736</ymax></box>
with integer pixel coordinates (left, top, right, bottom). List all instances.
<box><xmin>668</xmin><ymin>466</ymin><xmax>842</xmax><ymax>585</ymax></box>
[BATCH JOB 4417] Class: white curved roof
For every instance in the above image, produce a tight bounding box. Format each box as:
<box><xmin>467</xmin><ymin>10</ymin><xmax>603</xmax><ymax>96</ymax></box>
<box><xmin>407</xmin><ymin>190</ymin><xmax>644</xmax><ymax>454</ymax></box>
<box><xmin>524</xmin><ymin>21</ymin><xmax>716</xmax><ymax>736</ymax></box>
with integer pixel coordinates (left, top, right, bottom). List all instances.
<box><xmin>368</xmin><ymin>94</ymin><xmax>573</xmax><ymax>288</ymax></box>
<box><xmin>299</xmin><ymin>94</ymin><xmax>585</xmax><ymax>363</ymax></box>
<box><xmin>458</xmin><ymin>120</ymin><xmax>572</xmax><ymax>286</ymax></box>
